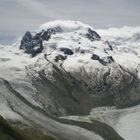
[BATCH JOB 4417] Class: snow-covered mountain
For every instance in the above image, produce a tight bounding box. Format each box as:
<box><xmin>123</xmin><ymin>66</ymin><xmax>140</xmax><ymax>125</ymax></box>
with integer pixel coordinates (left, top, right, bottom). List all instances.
<box><xmin>0</xmin><ymin>20</ymin><xmax>140</xmax><ymax>140</ymax></box>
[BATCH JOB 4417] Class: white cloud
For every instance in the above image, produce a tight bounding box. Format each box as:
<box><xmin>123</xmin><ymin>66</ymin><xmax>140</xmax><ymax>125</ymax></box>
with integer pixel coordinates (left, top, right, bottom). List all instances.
<box><xmin>16</xmin><ymin>0</ymin><xmax>60</xmax><ymax>19</ymax></box>
<box><xmin>0</xmin><ymin>0</ymin><xmax>140</xmax><ymax>43</ymax></box>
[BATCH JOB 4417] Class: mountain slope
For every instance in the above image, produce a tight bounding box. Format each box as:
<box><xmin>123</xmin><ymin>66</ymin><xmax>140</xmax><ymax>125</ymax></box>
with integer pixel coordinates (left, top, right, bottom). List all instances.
<box><xmin>0</xmin><ymin>21</ymin><xmax>140</xmax><ymax>140</ymax></box>
<box><xmin>22</xmin><ymin>21</ymin><xmax>140</xmax><ymax>115</ymax></box>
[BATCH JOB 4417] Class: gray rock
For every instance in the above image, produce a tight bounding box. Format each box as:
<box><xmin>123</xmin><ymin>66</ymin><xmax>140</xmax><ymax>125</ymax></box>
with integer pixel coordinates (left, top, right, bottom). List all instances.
<box><xmin>20</xmin><ymin>26</ymin><xmax>63</xmax><ymax>57</ymax></box>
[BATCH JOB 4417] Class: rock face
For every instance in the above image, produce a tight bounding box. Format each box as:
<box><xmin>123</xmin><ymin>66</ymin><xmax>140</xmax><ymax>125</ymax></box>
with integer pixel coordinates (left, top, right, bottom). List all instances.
<box><xmin>20</xmin><ymin>26</ymin><xmax>63</xmax><ymax>57</ymax></box>
<box><xmin>54</xmin><ymin>55</ymin><xmax>67</xmax><ymax>62</ymax></box>
<box><xmin>60</xmin><ymin>48</ymin><xmax>74</xmax><ymax>55</ymax></box>
<box><xmin>20</xmin><ymin>31</ymin><xmax>43</xmax><ymax>57</ymax></box>
<box><xmin>86</xmin><ymin>28</ymin><xmax>101</xmax><ymax>41</ymax></box>
<box><xmin>91</xmin><ymin>54</ymin><xmax>114</xmax><ymax>65</ymax></box>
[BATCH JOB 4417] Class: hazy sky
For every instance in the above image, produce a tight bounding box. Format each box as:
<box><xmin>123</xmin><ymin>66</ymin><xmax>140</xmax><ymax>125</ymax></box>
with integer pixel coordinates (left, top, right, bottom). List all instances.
<box><xmin>0</xmin><ymin>0</ymin><xmax>140</xmax><ymax>44</ymax></box>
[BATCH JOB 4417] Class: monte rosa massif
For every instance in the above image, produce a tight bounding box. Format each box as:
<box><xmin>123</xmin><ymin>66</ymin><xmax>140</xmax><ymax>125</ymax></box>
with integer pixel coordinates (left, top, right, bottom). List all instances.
<box><xmin>0</xmin><ymin>20</ymin><xmax>140</xmax><ymax>140</ymax></box>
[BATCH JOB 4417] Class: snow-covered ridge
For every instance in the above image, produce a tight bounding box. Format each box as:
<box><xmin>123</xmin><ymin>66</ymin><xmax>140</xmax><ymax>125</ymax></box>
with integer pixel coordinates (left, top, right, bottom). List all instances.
<box><xmin>20</xmin><ymin>20</ymin><xmax>101</xmax><ymax>56</ymax></box>
<box><xmin>21</xmin><ymin>21</ymin><xmax>140</xmax><ymax>76</ymax></box>
<box><xmin>39</xmin><ymin>20</ymin><xmax>93</xmax><ymax>32</ymax></box>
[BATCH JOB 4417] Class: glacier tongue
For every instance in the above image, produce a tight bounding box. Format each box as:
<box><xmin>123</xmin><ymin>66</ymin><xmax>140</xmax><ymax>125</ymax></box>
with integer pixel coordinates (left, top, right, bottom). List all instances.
<box><xmin>90</xmin><ymin>105</ymin><xmax>140</xmax><ymax>140</ymax></box>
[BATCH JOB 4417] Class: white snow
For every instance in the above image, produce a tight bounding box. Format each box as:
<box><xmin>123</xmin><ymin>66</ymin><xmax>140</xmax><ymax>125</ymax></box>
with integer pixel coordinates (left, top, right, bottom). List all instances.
<box><xmin>97</xmin><ymin>26</ymin><xmax>140</xmax><ymax>38</ymax></box>
<box><xmin>38</xmin><ymin>22</ymin><xmax>140</xmax><ymax>79</ymax></box>
<box><xmin>40</xmin><ymin>20</ymin><xmax>92</xmax><ymax>32</ymax></box>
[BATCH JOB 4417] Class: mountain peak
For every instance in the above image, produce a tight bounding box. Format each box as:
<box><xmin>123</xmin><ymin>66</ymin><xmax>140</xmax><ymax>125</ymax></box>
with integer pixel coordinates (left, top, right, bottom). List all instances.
<box><xmin>20</xmin><ymin>20</ymin><xmax>101</xmax><ymax>57</ymax></box>
<box><xmin>39</xmin><ymin>20</ymin><xmax>93</xmax><ymax>31</ymax></box>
